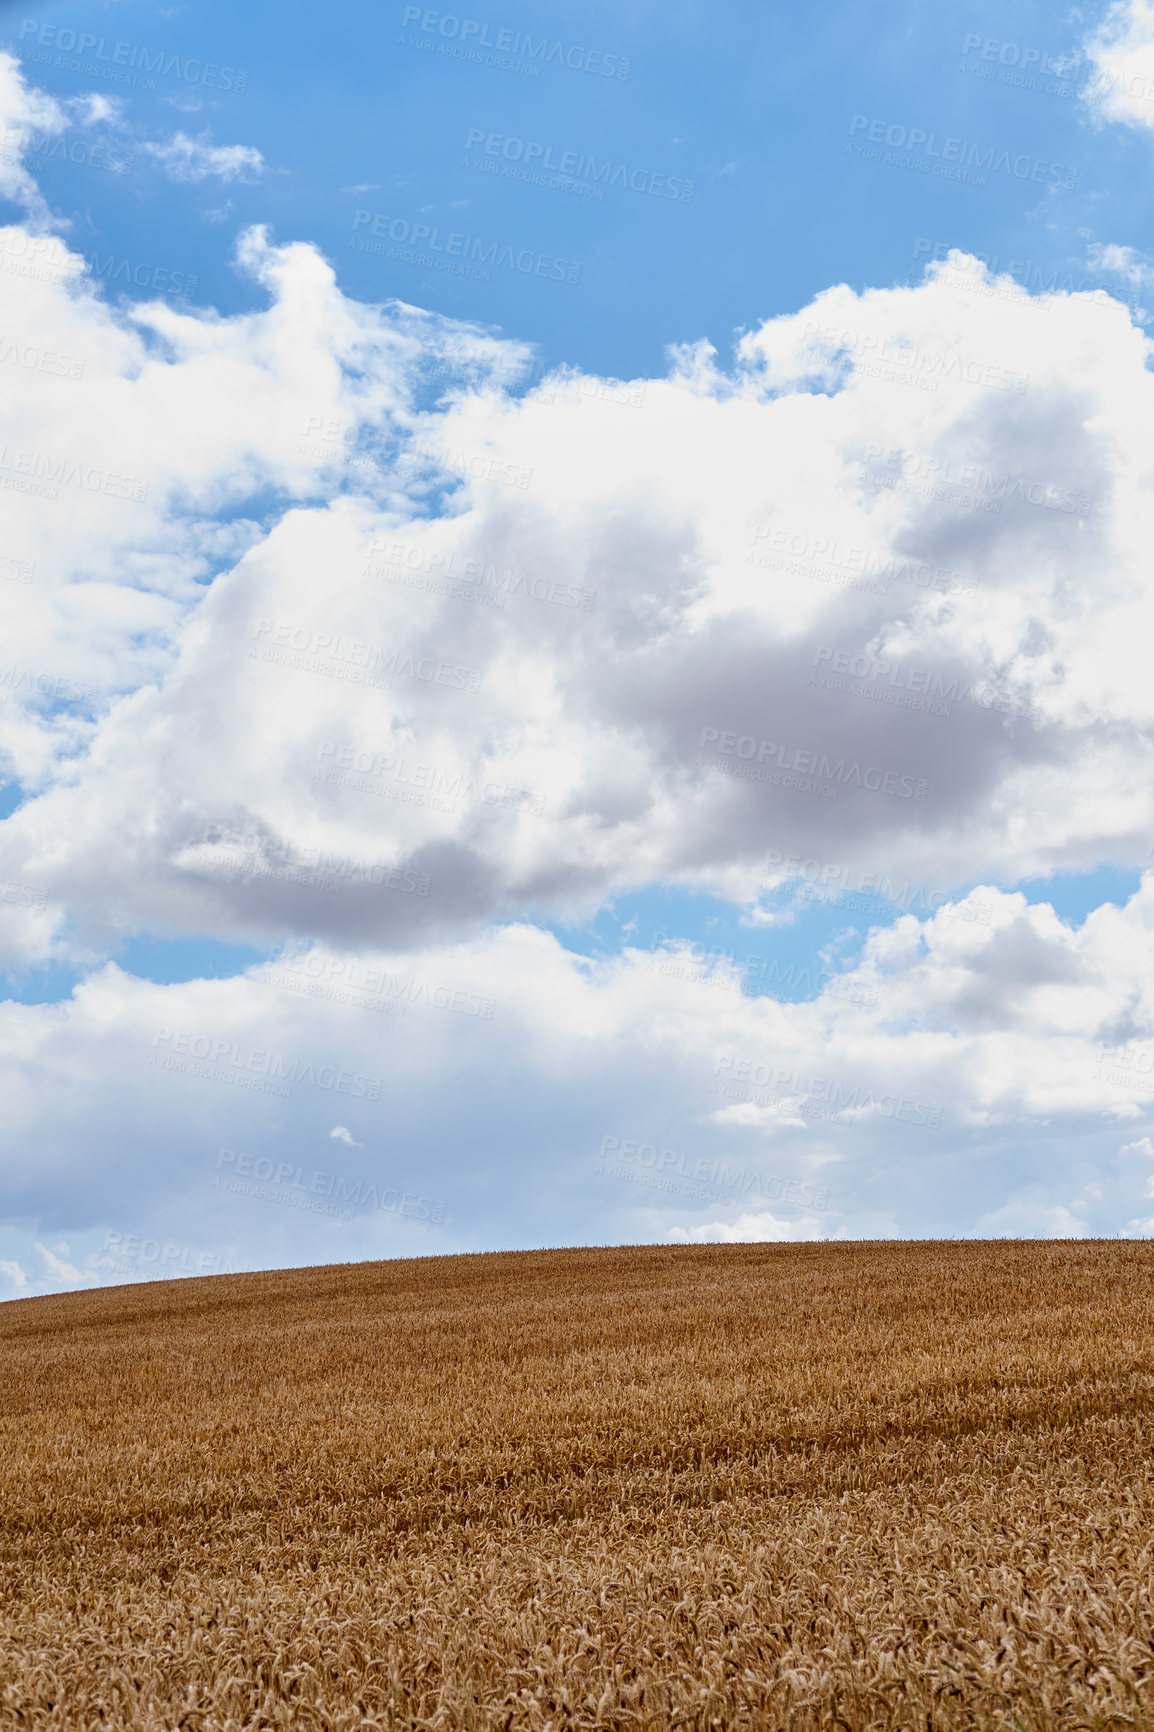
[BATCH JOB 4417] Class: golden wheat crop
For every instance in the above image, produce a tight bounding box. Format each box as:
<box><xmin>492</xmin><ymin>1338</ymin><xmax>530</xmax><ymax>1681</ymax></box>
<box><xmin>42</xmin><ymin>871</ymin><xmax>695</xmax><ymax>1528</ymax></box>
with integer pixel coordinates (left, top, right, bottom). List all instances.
<box><xmin>1</xmin><ymin>1240</ymin><xmax>1153</xmax><ymax>1729</ymax></box>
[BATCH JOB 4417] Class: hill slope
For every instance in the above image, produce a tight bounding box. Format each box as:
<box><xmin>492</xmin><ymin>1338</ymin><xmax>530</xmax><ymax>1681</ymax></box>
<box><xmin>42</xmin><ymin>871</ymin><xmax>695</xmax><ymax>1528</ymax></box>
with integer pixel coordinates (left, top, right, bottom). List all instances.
<box><xmin>2</xmin><ymin>1241</ymin><xmax>1153</xmax><ymax>1729</ymax></box>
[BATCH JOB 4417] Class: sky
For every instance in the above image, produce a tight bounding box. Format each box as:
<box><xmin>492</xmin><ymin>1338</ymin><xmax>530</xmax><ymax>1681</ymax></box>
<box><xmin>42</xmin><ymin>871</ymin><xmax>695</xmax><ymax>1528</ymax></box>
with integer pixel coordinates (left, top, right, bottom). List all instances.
<box><xmin>4</xmin><ymin>0</ymin><xmax>1154</xmax><ymax>1295</ymax></box>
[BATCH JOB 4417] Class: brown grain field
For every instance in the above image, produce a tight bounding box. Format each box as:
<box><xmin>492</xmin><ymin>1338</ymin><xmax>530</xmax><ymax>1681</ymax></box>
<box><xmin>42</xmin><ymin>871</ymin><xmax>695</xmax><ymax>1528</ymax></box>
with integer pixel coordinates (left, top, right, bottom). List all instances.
<box><xmin>1</xmin><ymin>1241</ymin><xmax>1153</xmax><ymax>1730</ymax></box>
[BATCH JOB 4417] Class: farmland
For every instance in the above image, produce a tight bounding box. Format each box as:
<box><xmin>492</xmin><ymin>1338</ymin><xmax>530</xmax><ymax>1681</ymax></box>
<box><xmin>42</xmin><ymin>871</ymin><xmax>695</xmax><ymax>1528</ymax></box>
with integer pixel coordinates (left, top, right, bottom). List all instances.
<box><xmin>1</xmin><ymin>1240</ymin><xmax>1153</xmax><ymax>1728</ymax></box>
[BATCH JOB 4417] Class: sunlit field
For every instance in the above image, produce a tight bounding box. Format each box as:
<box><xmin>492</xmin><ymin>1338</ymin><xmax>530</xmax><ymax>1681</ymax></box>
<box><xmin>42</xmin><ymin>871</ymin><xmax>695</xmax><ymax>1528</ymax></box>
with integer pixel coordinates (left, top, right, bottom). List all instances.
<box><xmin>2</xmin><ymin>1241</ymin><xmax>1153</xmax><ymax>1729</ymax></box>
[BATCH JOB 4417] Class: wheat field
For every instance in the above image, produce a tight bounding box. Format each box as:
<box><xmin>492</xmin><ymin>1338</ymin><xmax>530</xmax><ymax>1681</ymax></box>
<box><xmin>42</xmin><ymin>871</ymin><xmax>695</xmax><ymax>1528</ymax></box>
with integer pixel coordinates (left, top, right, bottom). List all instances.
<box><xmin>1</xmin><ymin>1241</ymin><xmax>1153</xmax><ymax>1729</ymax></box>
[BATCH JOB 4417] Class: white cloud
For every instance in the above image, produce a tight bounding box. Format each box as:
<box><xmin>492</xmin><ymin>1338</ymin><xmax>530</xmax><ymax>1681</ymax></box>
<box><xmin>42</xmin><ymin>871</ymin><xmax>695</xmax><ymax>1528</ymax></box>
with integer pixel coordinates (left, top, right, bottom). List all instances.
<box><xmin>142</xmin><ymin>129</ymin><xmax>264</xmax><ymax>183</ymax></box>
<box><xmin>668</xmin><ymin>1210</ymin><xmax>828</xmax><ymax>1242</ymax></box>
<box><xmin>5</xmin><ymin>51</ymin><xmax>1154</xmax><ymax>1285</ymax></box>
<box><xmin>34</xmin><ymin>1240</ymin><xmax>81</xmax><ymax>1280</ymax></box>
<box><xmin>707</xmin><ymin>1101</ymin><xmax>809</xmax><ymax>1133</ymax></box>
<box><xmin>1082</xmin><ymin>0</ymin><xmax>1154</xmax><ymax>127</ymax></box>
<box><xmin>1087</xmin><ymin>241</ymin><xmax>1154</xmax><ymax>289</ymax></box>
<box><xmin>2</xmin><ymin>884</ymin><xmax>1154</xmax><ymax>1287</ymax></box>
<box><xmin>4</xmin><ymin>236</ymin><xmax>1154</xmax><ymax>965</ymax></box>
<box><xmin>975</xmin><ymin>1201</ymin><xmax>1091</xmax><ymax>1237</ymax></box>
<box><xmin>71</xmin><ymin>94</ymin><xmax>120</xmax><ymax>126</ymax></box>
<box><xmin>0</xmin><ymin>1259</ymin><xmax>28</xmax><ymax>1291</ymax></box>
<box><xmin>0</xmin><ymin>50</ymin><xmax>67</xmax><ymax>218</ymax></box>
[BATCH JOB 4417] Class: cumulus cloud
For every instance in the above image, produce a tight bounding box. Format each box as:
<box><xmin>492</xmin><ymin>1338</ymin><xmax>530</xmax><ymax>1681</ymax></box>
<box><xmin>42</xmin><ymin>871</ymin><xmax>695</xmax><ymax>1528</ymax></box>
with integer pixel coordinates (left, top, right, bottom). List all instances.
<box><xmin>4</xmin><ymin>50</ymin><xmax>1154</xmax><ymax>1287</ymax></box>
<box><xmin>0</xmin><ymin>50</ymin><xmax>67</xmax><ymax>218</ymax></box>
<box><xmin>3</xmin><ymin>883</ymin><xmax>1154</xmax><ymax>1288</ymax></box>
<box><xmin>0</xmin><ymin>206</ymin><xmax>1151</xmax><ymax>968</ymax></box>
<box><xmin>0</xmin><ymin>207</ymin><xmax>531</xmax><ymax>968</ymax></box>
<box><xmin>141</xmin><ymin>129</ymin><xmax>264</xmax><ymax>182</ymax></box>
<box><xmin>4</xmin><ymin>233</ymin><xmax>1154</xmax><ymax>967</ymax></box>
<box><xmin>1082</xmin><ymin>0</ymin><xmax>1154</xmax><ymax>127</ymax></box>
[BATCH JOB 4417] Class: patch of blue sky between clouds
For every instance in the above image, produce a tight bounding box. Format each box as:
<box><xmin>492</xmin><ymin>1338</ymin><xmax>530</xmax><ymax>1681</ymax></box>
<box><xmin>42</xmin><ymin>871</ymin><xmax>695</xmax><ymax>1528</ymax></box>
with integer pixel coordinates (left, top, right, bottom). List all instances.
<box><xmin>0</xmin><ymin>935</ymin><xmax>271</xmax><ymax>1003</ymax></box>
<box><xmin>540</xmin><ymin>865</ymin><xmax>1150</xmax><ymax>1009</ymax></box>
<box><xmin>6</xmin><ymin>870</ymin><xmax>1138</xmax><ymax>1013</ymax></box>
<box><xmin>1010</xmin><ymin>865</ymin><xmax>1146</xmax><ymax>927</ymax></box>
<box><xmin>4</xmin><ymin>0</ymin><xmax>1146</xmax><ymax>383</ymax></box>
<box><xmin>112</xmin><ymin>933</ymin><xmax>271</xmax><ymax>984</ymax></box>
<box><xmin>543</xmin><ymin>886</ymin><xmax>868</xmax><ymax>1003</ymax></box>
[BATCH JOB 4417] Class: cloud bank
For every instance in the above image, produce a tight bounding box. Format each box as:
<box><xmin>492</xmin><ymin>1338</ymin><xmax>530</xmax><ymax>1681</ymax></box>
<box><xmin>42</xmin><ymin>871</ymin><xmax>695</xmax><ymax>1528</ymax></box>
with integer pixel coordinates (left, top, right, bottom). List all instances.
<box><xmin>2</xmin><ymin>48</ymin><xmax>1154</xmax><ymax>1289</ymax></box>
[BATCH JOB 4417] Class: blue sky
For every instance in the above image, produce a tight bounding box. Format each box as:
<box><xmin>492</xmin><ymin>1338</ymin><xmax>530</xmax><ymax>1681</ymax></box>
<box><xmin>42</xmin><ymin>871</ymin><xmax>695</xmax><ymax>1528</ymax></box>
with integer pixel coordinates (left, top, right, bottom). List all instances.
<box><xmin>4</xmin><ymin>0</ymin><xmax>1154</xmax><ymax>1292</ymax></box>
<box><xmin>4</xmin><ymin>0</ymin><xmax>1148</xmax><ymax>368</ymax></box>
